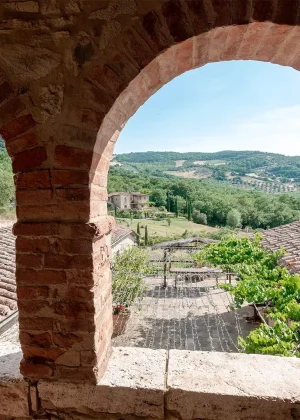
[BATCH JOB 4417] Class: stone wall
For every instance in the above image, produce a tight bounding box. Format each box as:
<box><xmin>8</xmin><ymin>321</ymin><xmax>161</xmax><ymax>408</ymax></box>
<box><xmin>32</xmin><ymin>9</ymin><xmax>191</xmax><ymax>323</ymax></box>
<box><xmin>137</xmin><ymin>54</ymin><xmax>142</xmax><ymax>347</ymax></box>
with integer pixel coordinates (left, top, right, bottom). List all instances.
<box><xmin>1</xmin><ymin>344</ymin><xmax>299</xmax><ymax>420</ymax></box>
<box><xmin>1</xmin><ymin>0</ymin><xmax>300</xmax><ymax>383</ymax></box>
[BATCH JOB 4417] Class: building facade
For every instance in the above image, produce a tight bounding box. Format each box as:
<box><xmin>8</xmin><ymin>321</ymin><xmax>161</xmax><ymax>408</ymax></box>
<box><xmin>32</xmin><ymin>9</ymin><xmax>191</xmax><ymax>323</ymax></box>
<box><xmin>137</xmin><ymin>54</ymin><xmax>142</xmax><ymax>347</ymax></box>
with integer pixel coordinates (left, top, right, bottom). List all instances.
<box><xmin>108</xmin><ymin>192</ymin><xmax>149</xmax><ymax>210</ymax></box>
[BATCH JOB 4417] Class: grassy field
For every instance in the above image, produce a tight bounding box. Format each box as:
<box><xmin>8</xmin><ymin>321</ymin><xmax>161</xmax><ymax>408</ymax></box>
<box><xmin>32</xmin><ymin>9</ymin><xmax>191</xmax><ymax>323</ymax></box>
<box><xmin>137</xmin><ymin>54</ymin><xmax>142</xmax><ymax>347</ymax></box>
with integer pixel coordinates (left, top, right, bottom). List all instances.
<box><xmin>116</xmin><ymin>217</ymin><xmax>218</xmax><ymax>237</ymax></box>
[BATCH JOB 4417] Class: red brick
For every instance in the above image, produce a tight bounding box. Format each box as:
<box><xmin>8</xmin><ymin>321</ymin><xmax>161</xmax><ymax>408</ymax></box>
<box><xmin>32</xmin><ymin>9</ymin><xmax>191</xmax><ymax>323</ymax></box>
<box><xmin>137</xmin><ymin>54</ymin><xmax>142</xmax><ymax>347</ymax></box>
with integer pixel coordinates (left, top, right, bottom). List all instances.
<box><xmin>90</xmin><ymin>65</ymin><xmax>125</xmax><ymax>97</ymax></box>
<box><xmin>52</xmin><ymin>332</ymin><xmax>83</xmax><ymax>348</ymax></box>
<box><xmin>17</xmin><ymin>286</ymin><xmax>49</xmax><ymax>300</ymax></box>
<box><xmin>16</xmin><ymin>189</ymin><xmax>52</xmax><ymax>206</ymax></box>
<box><xmin>13</xmin><ymin>221</ymin><xmax>58</xmax><ymax>236</ymax></box>
<box><xmin>54</xmin><ymin>145</ymin><xmax>93</xmax><ymax>169</ymax></box>
<box><xmin>19</xmin><ymin>316</ymin><xmax>53</xmax><ymax>331</ymax></box>
<box><xmin>6</xmin><ymin>132</ymin><xmax>39</xmax><ymax>155</ymax></box>
<box><xmin>0</xmin><ymin>97</ymin><xmax>25</xmax><ymax>127</ymax></box>
<box><xmin>0</xmin><ymin>81</ymin><xmax>14</xmax><ymax>106</ymax></box>
<box><xmin>20</xmin><ymin>331</ymin><xmax>52</xmax><ymax>348</ymax></box>
<box><xmin>68</xmin><ymin>286</ymin><xmax>93</xmax><ymax>301</ymax></box>
<box><xmin>16</xmin><ymin>203</ymin><xmax>90</xmax><ymax>222</ymax></box>
<box><xmin>0</xmin><ymin>114</ymin><xmax>37</xmax><ymax>141</ymax></box>
<box><xmin>54</xmin><ymin>302</ymin><xmax>94</xmax><ymax>319</ymax></box>
<box><xmin>81</xmin><ymin>108</ymin><xmax>105</xmax><ymax>130</ymax></box>
<box><xmin>17</xmin><ymin>268</ymin><xmax>67</xmax><ymax>286</ymax></box>
<box><xmin>18</xmin><ymin>300</ymin><xmax>52</xmax><ymax>316</ymax></box>
<box><xmin>44</xmin><ymin>254</ymin><xmax>93</xmax><ymax>270</ymax></box>
<box><xmin>12</xmin><ymin>147</ymin><xmax>47</xmax><ymax>172</ymax></box>
<box><xmin>16</xmin><ymin>253</ymin><xmax>43</xmax><ymax>268</ymax></box>
<box><xmin>15</xmin><ymin>170</ymin><xmax>51</xmax><ymax>189</ymax></box>
<box><xmin>58</xmin><ymin>222</ymin><xmax>108</xmax><ymax>239</ymax></box>
<box><xmin>22</xmin><ymin>345</ymin><xmax>64</xmax><ymax>362</ymax></box>
<box><xmin>91</xmin><ymin>171</ymin><xmax>107</xmax><ymax>187</ymax></box>
<box><xmin>81</xmin><ymin>350</ymin><xmax>96</xmax><ymax>366</ymax></box>
<box><xmin>51</xmin><ymin>238</ymin><xmax>92</xmax><ymax>255</ymax></box>
<box><xmin>56</xmin><ymin>366</ymin><xmax>94</xmax><ymax>382</ymax></box>
<box><xmin>53</xmin><ymin>318</ymin><xmax>95</xmax><ymax>333</ymax></box>
<box><xmin>20</xmin><ymin>360</ymin><xmax>54</xmax><ymax>379</ymax></box>
<box><xmin>56</xmin><ymin>188</ymin><xmax>90</xmax><ymax>202</ymax></box>
<box><xmin>16</xmin><ymin>237</ymin><xmax>50</xmax><ymax>253</ymax></box>
<box><xmin>52</xmin><ymin>169</ymin><xmax>89</xmax><ymax>187</ymax></box>
<box><xmin>66</xmin><ymin>269</ymin><xmax>94</xmax><ymax>286</ymax></box>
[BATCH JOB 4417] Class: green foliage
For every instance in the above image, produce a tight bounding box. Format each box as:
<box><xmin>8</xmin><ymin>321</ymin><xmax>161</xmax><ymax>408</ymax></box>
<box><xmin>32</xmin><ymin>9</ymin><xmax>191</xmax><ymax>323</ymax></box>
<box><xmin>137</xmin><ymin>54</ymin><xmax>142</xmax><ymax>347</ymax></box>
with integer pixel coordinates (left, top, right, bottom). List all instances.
<box><xmin>226</xmin><ymin>209</ymin><xmax>242</xmax><ymax>228</ymax></box>
<box><xmin>108</xmin><ymin>166</ymin><xmax>300</xmax><ymax>230</ymax></box>
<box><xmin>150</xmin><ymin>189</ymin><xmax>167</xmax><ymax>207</ymax></box>
<box><xmin>192</xmin><ymin>210</ymin><xmax>207</xmax><ymax>225</ymax></box>
<box><xmin>238</xmin><ymin>321</ymin><xmax>300</xmax><ymax>357</ymax></box>
<box><xmin>0</xmin><ymin>146</ymin><xmax>14</xmax><ymax>213</ymax></box>
<box><xmin>144</xmin><ymin>225</ymin><xmax>148</xmax><ymax>246</ymax></box>
<box><xmin>112</xmin><ymin>247</ymin><xmax>151</xmax><ymax>308</ymax></box>
<box><xmin>193</xmin><ymin>235</ymin><xmax>300</xmax><ymax>357</ymax></box>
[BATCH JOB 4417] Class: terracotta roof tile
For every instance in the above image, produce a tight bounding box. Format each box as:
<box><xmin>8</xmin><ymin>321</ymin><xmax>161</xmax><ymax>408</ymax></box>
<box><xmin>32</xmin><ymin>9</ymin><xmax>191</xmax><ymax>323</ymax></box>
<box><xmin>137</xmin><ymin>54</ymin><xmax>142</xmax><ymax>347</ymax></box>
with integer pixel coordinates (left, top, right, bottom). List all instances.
<box><xmin>262</xmin><ymin>220</ymin><xmax>300</xmax><ymax>274</ymax></box>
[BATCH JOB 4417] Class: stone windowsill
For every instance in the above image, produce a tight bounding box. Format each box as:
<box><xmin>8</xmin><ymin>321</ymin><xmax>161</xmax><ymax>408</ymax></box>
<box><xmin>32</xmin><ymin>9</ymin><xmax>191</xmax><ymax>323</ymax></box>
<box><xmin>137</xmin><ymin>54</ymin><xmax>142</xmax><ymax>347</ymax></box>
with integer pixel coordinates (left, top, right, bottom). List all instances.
<box><xmin>0</xmin><ymin>342</ymin><xmax>299</xmax><ymax>419</ymax></box>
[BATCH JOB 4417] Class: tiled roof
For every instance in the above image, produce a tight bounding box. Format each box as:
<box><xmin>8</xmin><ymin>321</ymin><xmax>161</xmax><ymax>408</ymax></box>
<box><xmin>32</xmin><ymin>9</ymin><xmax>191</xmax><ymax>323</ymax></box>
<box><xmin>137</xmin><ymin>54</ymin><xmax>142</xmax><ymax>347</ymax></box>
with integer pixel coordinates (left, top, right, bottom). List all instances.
<box><xmin>0</xmin><ymin>225</ymin><xmax>16</xmax><ymax>322</ymax></box>
<box><xmin>261</xmin><ymin>220</ymin><xmax>300</xmax><ymax>274</ymax></box>
<box><xmin>111</xmin><ymin>225</ymin><xmax>134</xmax><ymax>246</ymax></box>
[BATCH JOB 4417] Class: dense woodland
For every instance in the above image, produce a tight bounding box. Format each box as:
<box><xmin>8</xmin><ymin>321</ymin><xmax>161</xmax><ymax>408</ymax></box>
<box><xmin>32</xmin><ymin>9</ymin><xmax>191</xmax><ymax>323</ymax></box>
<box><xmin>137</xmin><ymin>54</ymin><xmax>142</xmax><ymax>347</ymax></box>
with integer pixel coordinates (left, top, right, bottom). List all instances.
<box><xmin>109</xmin><ymin>166</ymin><xmax>300</xmax><ymax>229</ymax></box>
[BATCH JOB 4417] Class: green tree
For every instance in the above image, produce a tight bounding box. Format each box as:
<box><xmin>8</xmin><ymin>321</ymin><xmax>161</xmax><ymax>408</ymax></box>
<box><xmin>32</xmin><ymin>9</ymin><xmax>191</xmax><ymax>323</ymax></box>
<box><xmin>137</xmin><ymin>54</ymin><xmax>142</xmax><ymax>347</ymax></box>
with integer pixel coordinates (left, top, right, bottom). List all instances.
<box><xmin>166</xmin><ymin>192</ymin><xmax>171</xmax><ymax>212</ymax></box>
<box><xmin>0</xmin><ymin>169</ymin><xmax>14</xmax><ymax>210</ymax></box>
<box><xmin>150</xmin><ymin>189</ymin><xmax>167</xmax><ymax>207</ymax></box>
<box><xmin>144</xmin><ymin>225</ymin><xmax>148</xmax><ymax>246</ymax></box>
<box><xmin>187</xmin><ymin>199</ymin><xmax>192</xmax><ymax>221</ymax></box>
<box><xmin>192</xmin><ymin>210</ymin><xmax>207</xmax><ymax>225</ymax></box>
<box><xmin>137</xmin><ymin>223</ymin><xmax>140</xmax><ymax>246</ymax></box>
<box><xmin>226</xmin><ymin>209</ymin><xmax>242</xmax><ymax>228</ymax></box>
<box><xmin>175</xmin><ymin>197</ymin><xmax>179</xmax><ymax>217</ymax></box>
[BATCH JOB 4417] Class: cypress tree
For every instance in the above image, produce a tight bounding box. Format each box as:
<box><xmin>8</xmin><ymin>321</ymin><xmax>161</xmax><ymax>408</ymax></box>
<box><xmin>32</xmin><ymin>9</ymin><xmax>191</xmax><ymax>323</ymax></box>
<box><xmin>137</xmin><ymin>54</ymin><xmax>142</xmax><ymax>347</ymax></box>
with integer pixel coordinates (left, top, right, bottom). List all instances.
<box><xmin>144</xmin><ymin>225</ymin><xmax>148</xmax><ymax>246</ymax></box>
<box><xmin>137</xmin><ymin>223</ymin><xmax>140</xmax><ymax>246</ymax></box>
<box><xmin>175</xmin><ymin>197</ymin><xmax>179</xmax><ymax>217</ymax></box>
<box><xmin>187</xmin><ymin>200</ymin><xmax>191</xmax><ymax>221</ymax></box>
<box><xmin>166</xmin><ymin>192</ymin><xmax>171</xmax><ymax>212</ymax></box>
<box><xmin>114</xmin><ymin>206</ymin><xmax>117</xmax><ymax>217</ymax></box>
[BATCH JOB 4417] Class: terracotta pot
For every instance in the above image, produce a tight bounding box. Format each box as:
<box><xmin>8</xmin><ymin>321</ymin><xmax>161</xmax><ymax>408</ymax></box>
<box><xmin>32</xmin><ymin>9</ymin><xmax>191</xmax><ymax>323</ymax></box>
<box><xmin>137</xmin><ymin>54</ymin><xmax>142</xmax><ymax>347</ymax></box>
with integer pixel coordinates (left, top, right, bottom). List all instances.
<box><xmin>112</xmin><ymin>312</ymin><xmax>130</xmax><ymax>337</ymax></box>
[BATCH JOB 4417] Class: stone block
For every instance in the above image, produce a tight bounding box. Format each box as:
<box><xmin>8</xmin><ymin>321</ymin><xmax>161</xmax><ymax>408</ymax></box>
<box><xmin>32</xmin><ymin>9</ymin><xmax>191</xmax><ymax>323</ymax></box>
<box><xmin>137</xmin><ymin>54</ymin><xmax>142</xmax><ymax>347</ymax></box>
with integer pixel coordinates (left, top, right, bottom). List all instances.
<box><xmin>39</xmin><ymin>347</ymin><xmax>167</xmax><ymax>418</ymax></box>
<box><xmin>166</xmin><ymin>350</ymin><xmax>300</xmax><ymax>420</ymax></box>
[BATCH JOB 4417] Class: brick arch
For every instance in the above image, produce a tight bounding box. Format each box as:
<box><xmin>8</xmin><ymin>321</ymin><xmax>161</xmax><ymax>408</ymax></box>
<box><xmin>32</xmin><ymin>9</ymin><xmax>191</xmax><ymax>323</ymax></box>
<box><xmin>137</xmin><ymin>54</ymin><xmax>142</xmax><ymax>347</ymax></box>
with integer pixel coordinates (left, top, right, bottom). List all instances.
<box><xmin>90</xmin><ymin>22</ymin><xmax>300</xmax><ymax>219</ymax></box>
<box><xmin>0</xmin><ymin>0</ymin><xmax>300</xmax><ymax>385</ymax></box>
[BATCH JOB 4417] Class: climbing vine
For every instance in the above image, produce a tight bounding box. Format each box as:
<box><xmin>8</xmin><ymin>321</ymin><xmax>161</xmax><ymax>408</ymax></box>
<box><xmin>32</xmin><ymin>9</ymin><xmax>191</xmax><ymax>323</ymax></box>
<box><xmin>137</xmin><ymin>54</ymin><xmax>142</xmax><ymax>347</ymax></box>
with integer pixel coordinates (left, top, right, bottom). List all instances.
<box><xmin>193</xmin><ymin>234</ymin><xmax>300</xmax><ymax>357</ymax></box>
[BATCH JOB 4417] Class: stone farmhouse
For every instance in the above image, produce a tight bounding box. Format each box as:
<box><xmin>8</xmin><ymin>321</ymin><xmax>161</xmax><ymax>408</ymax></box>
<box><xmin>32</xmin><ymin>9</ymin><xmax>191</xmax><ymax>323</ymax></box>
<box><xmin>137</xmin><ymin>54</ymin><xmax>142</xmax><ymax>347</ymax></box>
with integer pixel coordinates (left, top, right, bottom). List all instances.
<box><xmin>0</xmin><ymin>1</ymin><xmax>300</xmax><ymax>419</ymax></box>
<box><xmin>108</xmin><ymin>192</ymin><xmax>149</xmax><ymax>210</ymax></box>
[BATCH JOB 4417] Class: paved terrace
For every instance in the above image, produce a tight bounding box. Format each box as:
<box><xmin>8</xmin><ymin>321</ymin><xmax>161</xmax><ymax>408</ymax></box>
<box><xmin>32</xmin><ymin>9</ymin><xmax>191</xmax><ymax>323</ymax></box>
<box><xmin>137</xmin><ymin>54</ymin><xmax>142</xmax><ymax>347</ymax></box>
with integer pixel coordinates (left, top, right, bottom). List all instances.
<box><xmin>113</xmin><ymin>276</ymin><xmax>255</xmax><ymax>352</ymax></box>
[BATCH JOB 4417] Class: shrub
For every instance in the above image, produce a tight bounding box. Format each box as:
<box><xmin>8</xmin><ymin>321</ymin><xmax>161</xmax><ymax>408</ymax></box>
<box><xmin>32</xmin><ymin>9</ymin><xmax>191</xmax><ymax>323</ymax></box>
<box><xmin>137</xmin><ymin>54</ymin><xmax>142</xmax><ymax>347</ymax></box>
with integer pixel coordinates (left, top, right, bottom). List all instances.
<box><xmin>192</xmin><ymin>210</ymin><xmax>207</xmax><ymax>225</ymax></box>
<box><xmin>111</xmin><ymin>248</ymin><xmax>151</xmax><ymax>308</ymax></box>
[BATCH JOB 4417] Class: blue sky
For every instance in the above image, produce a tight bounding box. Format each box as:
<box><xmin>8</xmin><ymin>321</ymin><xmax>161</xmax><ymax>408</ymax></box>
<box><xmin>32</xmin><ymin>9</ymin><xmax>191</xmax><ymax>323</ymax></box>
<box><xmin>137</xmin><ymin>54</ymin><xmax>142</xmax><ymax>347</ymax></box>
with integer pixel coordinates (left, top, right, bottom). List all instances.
<box><xmin>115</xmin><ymin>61</ymin><xmax>300</xmax><ymax>156</ymax></box>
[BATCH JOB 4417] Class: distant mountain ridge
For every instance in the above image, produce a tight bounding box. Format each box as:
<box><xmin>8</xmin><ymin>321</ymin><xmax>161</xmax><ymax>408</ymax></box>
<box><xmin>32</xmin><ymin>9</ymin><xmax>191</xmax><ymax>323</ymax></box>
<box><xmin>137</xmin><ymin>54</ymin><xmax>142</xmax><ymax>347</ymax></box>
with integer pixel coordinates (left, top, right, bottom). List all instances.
<box><xmin>113</xmin><ymin>150</ymin><xmax>300</xmax><ymax>191</ymax></box>
<box><xmin>116</xmin><ymin>150</ymin><xmax>296</xmax><ymax>164</ymax></box>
